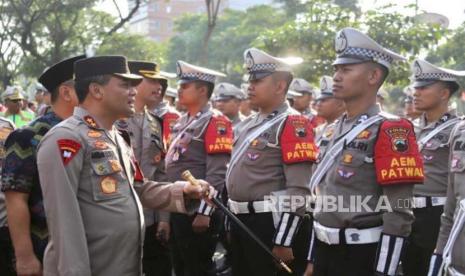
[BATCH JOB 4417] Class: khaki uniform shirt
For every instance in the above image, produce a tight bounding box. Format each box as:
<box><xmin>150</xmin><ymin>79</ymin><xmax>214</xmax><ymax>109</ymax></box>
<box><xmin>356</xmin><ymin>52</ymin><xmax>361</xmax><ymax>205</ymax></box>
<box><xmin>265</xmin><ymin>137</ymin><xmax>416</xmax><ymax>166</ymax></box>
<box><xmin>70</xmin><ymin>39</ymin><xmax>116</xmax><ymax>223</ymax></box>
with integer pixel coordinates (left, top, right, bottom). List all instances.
<box><xmin>436</xmin><ymin>121</ymin><xmax>465</xmax><ymax>273</ymax></box>
<box><xmin>314</xmin><ymin>104</ymin><xmax>417</xmax><ymax>236</ymax></box>
<box><xmin>230</xmin><ymin>113</ymin><xmax>246</xmax><ymax>128</ymax></box>
<box><xmin>165</xmin><ymin>103</ymin><xmax>231</xmax><ymax>216</ymax></box>
<box><xmin>0</xmin><ymin>118</ymin><xmax>14</xmax><ymax>227</ymax></box>
<box><xmin>227</xmin><ymin>102</ymin><xmax>315</xmax><ymax>246</ymax></box>
<box><xmin>37</xmin><ymin>107</ymin><xmax>190</xmax><ymax>276</ymax></box>
<box><xmin>414</xmin><ymin>112</ymin><xmax>456</xmax><ymax>197</ymax></box>
<box><xmin>117</xmin><ymin>109</ymin><xmax>169</xmax><ymax>226</ymax></box>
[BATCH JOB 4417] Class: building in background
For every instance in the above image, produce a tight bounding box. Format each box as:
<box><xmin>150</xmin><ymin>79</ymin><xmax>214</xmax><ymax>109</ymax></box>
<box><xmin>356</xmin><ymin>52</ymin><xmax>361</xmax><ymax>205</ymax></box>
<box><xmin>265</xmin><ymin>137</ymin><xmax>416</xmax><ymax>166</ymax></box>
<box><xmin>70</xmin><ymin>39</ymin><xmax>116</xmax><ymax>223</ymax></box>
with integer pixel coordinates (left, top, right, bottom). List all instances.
<box><xmin>127</xmin><ymin>0</ymin><xmax>272</xmax><ymax>42</ymax></box>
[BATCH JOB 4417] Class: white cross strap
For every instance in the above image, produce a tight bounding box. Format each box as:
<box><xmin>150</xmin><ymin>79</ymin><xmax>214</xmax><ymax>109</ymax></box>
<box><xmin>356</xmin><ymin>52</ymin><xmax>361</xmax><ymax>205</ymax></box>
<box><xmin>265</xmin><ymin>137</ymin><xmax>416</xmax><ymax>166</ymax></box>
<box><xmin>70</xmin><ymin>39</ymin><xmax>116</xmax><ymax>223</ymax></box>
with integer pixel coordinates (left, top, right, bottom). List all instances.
<box><xmin>309</xmin><ymin>115</ymin><xmax>384</xmax><ymax>193</ymax></box>
<box><xmin>417</xmin><ymin>117</ymin><xmax>460</xmax><ymax>151</ymax></box>
<box><xmin>226</xmin><ymin>113</ymin><xmax>288</xmax><ymax>181</ymax></box>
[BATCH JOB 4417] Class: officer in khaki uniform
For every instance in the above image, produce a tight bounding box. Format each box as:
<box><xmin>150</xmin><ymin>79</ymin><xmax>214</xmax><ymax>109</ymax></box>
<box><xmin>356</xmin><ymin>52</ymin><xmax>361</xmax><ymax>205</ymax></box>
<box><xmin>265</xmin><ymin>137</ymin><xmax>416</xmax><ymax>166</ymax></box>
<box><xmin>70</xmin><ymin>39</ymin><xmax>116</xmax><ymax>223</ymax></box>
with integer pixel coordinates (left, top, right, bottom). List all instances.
<box><xmin>314</xmin><ymin>76</ymin><xmax>345</xmax><ymax>145</ymax></box>
<box><xmin>305</xmin><ymin>28</ymin><xmax>424</xmax><ymax>276</ymax></box>
<box><xmin>0</xmin><ymin>117</ymin><xmax>15</xmax><ymax>276</ymax></box>
<box><xmin>402</xmin><ymin>59</ymin><xmax>465</xmax><ymax>276</ymax></box>
<box><xmin>165</xmin><ymin>60</ymin><xmax>232</xmax><ymax>276</ymax></box>
<box><xmin>36</xmin><ymin>56</ymin><xmax>212</xmax><ymax>276</ymax></box>
<box><xmin>116</xmin><ymin>60</ymin><xmax>178</xmax><ymax>276</ymax></box>
<box><xmin>213</xmin><ymin>82</ymin><xmax>246</xmax><ymax>127</ymax></box>
<box><xmin>428</xmin><ymin>120</ymin><xmax>465</xmax><ymax>275</ymax></box>
<box><xmin>226</xmin><ymin>48</ymin><xmax>316</xmax><ymax>276</ymax></box>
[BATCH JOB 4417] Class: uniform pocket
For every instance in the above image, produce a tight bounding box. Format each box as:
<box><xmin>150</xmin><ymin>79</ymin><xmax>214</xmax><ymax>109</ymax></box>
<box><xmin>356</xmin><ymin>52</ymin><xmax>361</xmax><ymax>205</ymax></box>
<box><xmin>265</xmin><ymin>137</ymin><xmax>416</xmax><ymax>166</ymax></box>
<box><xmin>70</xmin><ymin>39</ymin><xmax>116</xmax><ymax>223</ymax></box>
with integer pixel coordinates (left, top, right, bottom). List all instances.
<box><xmin>90</xmin><ymin>154</ymin><xmax>127</xmax><ymax>201</ymax></box>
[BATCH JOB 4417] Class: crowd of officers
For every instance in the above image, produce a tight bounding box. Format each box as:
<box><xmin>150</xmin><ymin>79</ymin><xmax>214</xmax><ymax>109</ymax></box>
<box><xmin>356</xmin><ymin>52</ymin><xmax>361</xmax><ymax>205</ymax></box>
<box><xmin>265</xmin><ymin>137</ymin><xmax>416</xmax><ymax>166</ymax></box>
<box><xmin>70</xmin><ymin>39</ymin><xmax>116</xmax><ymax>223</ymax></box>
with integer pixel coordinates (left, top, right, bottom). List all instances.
<box><xmin>0</xmin><ymin>26</ymin><xmax>464</xmax><ymax>276</ymax></box>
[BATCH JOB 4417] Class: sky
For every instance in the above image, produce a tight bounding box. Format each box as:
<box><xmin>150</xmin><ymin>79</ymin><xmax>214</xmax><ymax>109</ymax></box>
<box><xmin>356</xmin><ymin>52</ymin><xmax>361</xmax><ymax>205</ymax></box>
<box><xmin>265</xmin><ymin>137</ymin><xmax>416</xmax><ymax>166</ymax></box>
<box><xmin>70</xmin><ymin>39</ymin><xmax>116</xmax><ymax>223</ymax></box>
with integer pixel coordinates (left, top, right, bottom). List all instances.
<box><xmin>98</xmin><ymin>0</ymin><xmax>465</xmax><ymax>29</ymax></box>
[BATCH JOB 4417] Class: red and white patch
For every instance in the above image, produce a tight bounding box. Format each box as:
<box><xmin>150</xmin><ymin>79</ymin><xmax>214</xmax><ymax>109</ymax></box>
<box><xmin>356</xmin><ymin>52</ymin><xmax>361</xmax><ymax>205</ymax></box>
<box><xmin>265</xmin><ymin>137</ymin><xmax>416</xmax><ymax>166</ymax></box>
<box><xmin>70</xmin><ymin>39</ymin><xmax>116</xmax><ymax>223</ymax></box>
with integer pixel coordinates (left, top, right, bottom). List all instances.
<box><xmin>204</xmin><ymin>115</ymin><xmax>233</xmax><ymax>154</ymax></box>
<box><xmin>374</xmin><ymin>119</ymin><xmax>424</xmax><ymax>185</ymax></box>
<box><xmin>57</xmin><ymin>139</ymin><xmax>81</xmax><ymax>165</ymax></box>
<box><xmin>281</xmin><ymin>115</ymin><xmax>317</xmax><ymax>164</ymax></box>
<box><xmin>163</xmin><ymin>112</ymin><xmax>180</xmax><ymax>148</ymax></box>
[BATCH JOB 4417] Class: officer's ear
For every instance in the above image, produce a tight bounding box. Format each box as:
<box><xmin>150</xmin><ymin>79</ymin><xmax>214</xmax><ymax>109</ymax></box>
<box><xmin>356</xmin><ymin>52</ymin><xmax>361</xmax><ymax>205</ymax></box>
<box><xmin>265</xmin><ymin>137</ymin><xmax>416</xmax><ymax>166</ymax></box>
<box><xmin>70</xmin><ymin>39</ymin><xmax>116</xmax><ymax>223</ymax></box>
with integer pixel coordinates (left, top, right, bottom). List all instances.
<box><xmin>59</xmin><ymin>84</ymin><xmax>74</xmax><ymax>102</ymax></box>
<box><xmin>88</xmin><ymin>82</ymin><xmax>104</xmax><ymax>100</ymax></box>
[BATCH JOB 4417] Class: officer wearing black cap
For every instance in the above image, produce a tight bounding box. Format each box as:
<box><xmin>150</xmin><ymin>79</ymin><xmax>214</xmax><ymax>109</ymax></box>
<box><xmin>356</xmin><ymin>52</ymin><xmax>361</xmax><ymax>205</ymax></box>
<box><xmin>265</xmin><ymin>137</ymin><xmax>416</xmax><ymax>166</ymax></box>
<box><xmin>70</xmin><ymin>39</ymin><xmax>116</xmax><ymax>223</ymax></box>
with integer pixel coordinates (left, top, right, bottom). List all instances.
<box><xmin>402</xmin><ymin>59</ymin><xmax>465</xmax><ymax>276</ymax></box>
<box><xmin>306</xmin><ymin>28</ymin><xmax>424</xmax><ymax>276</ymax></box>
<box><xmin>36</xmin><ymin>55</ymin><xmax>213</xmax><ymax>276</ymax></box>
<box><xmin>116</xmin><ymin>60</ymin><xmax>176</xmax><ymax>276</ymax></box>
<box><xmin>1</xmin><ymin>55</ymin><xmax>84</xmax><ymax>275</ymax></box>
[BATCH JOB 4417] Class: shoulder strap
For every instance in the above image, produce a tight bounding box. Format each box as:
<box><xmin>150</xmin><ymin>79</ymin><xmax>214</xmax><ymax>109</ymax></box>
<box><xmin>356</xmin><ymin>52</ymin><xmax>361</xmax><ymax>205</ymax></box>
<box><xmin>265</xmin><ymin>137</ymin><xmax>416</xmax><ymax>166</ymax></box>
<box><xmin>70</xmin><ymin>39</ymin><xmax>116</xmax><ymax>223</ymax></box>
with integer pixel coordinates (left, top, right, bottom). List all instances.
<box><xmin>310</xmin><ymin>115</ymin><xmax>384</xmax><ymax>193</ymax></box>
<box><xmin>226</xmin><ymin>112</ymin><xmax>288</xmax><ymax>181</ymax></box>
<box><xmin>417</xmin><ymin>117</ymin><xmax>460</xmax><ymax>151</ymax></box>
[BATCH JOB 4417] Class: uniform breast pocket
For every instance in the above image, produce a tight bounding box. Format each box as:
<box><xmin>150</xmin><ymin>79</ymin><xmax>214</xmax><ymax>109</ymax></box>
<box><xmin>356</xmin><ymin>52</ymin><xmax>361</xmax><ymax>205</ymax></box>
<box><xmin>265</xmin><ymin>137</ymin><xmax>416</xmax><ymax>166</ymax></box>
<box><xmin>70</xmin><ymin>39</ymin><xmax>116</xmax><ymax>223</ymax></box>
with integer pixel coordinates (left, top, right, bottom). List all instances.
<box><xmin>336</xmin><ymin>151</ymin><xmax>373</xmax><ymax>182</ymax></box>
<box><xmin>90</xmin><ymin>158</ymin><xmax>128</xmax><ymax>201</ymax></box>
<box><xmin>243</xmin><ymin>137</ymin><xmax>269</xmax><ymax>163</ymax></box>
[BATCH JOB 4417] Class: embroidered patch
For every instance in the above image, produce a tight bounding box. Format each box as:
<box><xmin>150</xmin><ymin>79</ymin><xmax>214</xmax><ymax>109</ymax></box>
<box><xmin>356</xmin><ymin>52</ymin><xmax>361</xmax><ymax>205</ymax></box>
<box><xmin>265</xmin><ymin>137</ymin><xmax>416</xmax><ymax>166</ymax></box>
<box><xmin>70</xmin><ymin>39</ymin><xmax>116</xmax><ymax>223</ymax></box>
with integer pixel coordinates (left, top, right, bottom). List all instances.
<box><xmin>87</xmin><ymin>130</ymin><xmax>102</xmax><ymax>138</ymax></box>
<box><xmin>357</xmin><ymin>130</ymin><xmax>371</xmax><ymax>139</ymax></box>
<box><xmin>423</xmin><ymin>155</ymin><xmax>433</xmax><ymax>161</ymax></box>
<box><xmin>204</xmin><ymin>115</ymin><xmax>233</xmax><ymax>154</ymax></box>
<box><xmin>101</xmin><ymin>176</ymin><xmax>117</xmax><ymax>194</ymax></box>
<box><xmin>343</xmin><ymin>154</ymin><xmax>353</xmax><ymax>164</ymax></box>
<box><xmin>338</xmin><ymin>169</ymin><xmax>355</xmax><ymax>179</ymax></box>
<box><xmin>84</xmin><ymin>116</ymin><xmax>99</xmax><ymax>128</ymax></box>
<box><xmin>153</xmin><ymin>153</ymin><xmax>162</xmax><ymax>163</ymax></box>
<box><xmin>94</xmin><ymin>140</ymin><xmax>108</xmax><ymax>150</ymax></box>
<box><xmin>247</xmin><ymin>152</ymin><xmax>260</xmax><ymax>161</ymax></box>
<box><xmin>374</xmin><ymin>119</ymin><xmax>424</xmax><ymax>185</ymax></box>
<box><xmin>57</xmin><ymin>139</ymin><xmax>81</xmax><ymax>165</ymax></box>
<box><xmin>281</xmin><ymin>115</ymin><xmax>317</xmax><ymax>164</ymax></box>
<box><xmin>385</xmin><ymin>127</ymin><xmax>410</xmax><ymax>152</ymax></box>
<box><xmin>109</xmin><ymin>160</ymin><xmax>122</xmax><ymax>172</ymax></box>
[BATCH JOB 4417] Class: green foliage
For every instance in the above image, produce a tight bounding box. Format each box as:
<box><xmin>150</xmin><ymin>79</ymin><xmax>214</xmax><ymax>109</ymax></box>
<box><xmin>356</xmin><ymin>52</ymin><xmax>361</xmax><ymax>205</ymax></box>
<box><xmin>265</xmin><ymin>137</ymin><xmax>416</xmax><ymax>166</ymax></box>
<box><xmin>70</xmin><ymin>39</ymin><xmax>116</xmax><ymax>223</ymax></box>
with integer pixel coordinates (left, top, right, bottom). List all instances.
<box><xmin>166</xmin><ymin>6</ymin><xmax>286</xmax><ymax>84</ymax></box>
<box><xmin>97</xmin><ymin>33</ymin><xmax>168</xmax><ymax>66</ymax></box>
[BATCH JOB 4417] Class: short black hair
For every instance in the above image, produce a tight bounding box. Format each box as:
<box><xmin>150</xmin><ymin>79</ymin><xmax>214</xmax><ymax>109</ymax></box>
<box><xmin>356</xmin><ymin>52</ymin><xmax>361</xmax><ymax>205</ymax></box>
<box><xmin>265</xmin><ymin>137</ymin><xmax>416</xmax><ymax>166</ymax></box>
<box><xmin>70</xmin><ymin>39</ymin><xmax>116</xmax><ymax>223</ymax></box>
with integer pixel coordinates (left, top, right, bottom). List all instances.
<box><xmin>194</xmin><ymin>81</ymin><xmax>215</xmax><ymax>99</ymax></box>
<box><xmin>50</xmin><ymin>79</ymin><xmax>75</xmax><ymax>104</ymax></box>
<box><xmin>271</xmin><ymin>71</ymin><xmax>293</xmax><ymax>93</ymax></box>
<box><xmin>367</xmin><ymin>62</ymin><xmax>389</xmax><ymax>89</ymax></box>
<box><xmin>439</xmin><ymin>81</ymin><xmax>460</xmax><ymax>97</ymax></box>
<box><xmin>74</xmin><ymin>75</ymin><xmax>111</xmax><ymax>103</ymax></box>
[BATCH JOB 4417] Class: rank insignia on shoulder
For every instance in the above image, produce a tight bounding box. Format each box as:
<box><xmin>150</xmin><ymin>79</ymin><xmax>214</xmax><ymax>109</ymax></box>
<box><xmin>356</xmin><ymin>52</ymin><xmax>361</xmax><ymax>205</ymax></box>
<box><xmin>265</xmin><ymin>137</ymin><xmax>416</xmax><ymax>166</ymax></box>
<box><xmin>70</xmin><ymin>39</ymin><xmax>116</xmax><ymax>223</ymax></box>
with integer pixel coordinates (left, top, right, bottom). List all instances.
<box><xmin>204</xmin><ymin>115</ymin><xmax>233</xmax><ymax>154</ymax></box>
<box><xmin>100</xmin><ymin>176</ymin><xmax>117</xmax><ymax>194</ymax></box>
<box><xmin>57</xmin><ymin>139</ymin><xmax>81</xmax><ymax>165</ymax></box>
<box><xmin>84</xmin><ymin>115</ymin><xmax>99</xmax><ymax>128</ymax></box>
<box><xmin>374</xmin><ymin>119</ymin><xmax>424</xmax><ymax>185</ymax></box>
<box><xmin>281</xmin><ymin>115</ymin><xmax>317</xmax><ymax>164</ymax></box>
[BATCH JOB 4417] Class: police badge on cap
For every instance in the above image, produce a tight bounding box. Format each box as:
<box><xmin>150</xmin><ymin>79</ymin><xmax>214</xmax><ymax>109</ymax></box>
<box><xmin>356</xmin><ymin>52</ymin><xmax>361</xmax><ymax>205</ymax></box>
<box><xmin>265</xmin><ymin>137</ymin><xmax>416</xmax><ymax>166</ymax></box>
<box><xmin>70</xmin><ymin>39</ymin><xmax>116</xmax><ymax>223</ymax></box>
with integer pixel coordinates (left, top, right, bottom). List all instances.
<box><xmin>333</xmin><ymin>28</ymin><xmax>405</xmax><ymax>70</ymax></box>
<box><xmin>411</xmin><ymin>59</ymin><xmax>465</xmax><ymax>89</ymax></box>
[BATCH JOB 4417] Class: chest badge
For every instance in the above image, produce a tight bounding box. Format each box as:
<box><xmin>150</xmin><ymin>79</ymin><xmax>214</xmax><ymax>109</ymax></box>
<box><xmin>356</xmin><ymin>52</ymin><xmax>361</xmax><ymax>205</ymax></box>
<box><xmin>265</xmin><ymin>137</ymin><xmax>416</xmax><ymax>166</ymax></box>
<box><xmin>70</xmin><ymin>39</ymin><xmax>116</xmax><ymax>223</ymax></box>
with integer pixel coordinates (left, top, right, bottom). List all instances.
<box><xmin>100</xmin><ymin>176</ymin><xmax>117</xmax><ymax>194</ymax></box>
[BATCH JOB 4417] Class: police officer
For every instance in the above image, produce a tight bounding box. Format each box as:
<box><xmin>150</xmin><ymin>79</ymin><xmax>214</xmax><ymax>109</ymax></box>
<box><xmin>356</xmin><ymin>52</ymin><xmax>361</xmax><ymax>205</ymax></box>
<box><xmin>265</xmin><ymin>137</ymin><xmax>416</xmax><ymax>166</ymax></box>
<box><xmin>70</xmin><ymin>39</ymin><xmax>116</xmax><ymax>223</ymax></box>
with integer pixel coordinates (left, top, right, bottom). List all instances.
<box><xmin>214</xmin><ymin>82</ymin><xmax>247</xmax><ymax>127</ymax></box>
<box><xmin>1</xmin><ymin>55</ymin><xmax>83</xmax><ymax>276</ymax></box>
<box><xmin>116</xmin><ymin>60</ymin><xmax>177</xmax><ymax>276</ymax></box>
<box><xmin>289</xmin><ymin>78</ymin><xmax>315</xmax><ymax>115</ymax></box>
<box><xmin>306</xmin><ymin>28</ymin><xmax>424</xmax><ymax>276</ymax></box>
<box><xmin>402</xmin><ymin>59</ymin><xmax>465</xmax><ymax>276</ymax></box>
<box><xmin>36</xmin><ymin>56</ymin><xmax>212</xmax><ymax>276</ymax></box>
<box><xmin>314</xmin><ymin>76</ymin><xmax>345</xmax><ymax>144</ymax></box>
<box><xmin>429</xmin><ymin>117</ymin><xmax>465</xmax><ymax>275</ymax></box>
<box><xmin>226</xmin><ymin>48</ymin><xmax>316</xmax><ymax>276</ymax></box>
<box><xmin>0</xmin><ymin>116</ymin><xmax>15</xmax><ymax>276</ymax></box>
<box><xmin>165</xmin><ymin>60</ymin><xmax>232</xmax><ymax>276</ymax></box>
